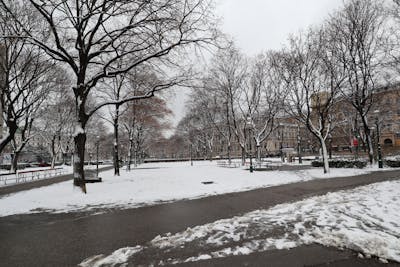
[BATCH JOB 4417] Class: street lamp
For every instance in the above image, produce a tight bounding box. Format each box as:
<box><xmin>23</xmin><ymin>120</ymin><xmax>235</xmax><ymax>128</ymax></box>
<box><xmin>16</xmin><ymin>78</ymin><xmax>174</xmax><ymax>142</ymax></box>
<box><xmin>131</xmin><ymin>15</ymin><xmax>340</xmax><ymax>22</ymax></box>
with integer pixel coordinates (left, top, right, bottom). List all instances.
<box><xmin>328</xmin><ymin>133</ymin><xmax>332</xmax><ymax>159</ymax></box>
<box><xmin>297</xmin><ymin>125</ymin><xmax>302</xmax><ymax>164</ymax></box>
<box><xmin>246</xmin><ymin>116</ymin><xmax>254</xmax><ymax>173</ymax></box>
<box><xmin>374</xmin><ymin>110</ymin><xmax>383</xmax><ymax>168</ymax></box>
<box><xmin>96</xmin><ymin>135</ymin><xmax>100</xmax><ymax>178</ymax></box>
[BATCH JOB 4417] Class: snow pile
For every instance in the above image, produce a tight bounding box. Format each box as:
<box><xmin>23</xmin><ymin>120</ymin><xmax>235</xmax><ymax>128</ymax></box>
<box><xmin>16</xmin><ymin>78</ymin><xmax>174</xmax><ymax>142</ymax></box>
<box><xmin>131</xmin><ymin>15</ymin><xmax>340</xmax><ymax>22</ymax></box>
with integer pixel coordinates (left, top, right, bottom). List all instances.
<box><xmin>80</xmin><ymin>180</ymin><xmax>400</xmax><ymax>266</ymax></box>
<box><xmin>79</xmin><ymin>246</ymin><xmax>142</xmax><ymax>267</ymax></box>
<box><xmin>0</xmin><ymin>161</ymin><xmax>382</xmax><ymax>217</ymax></box>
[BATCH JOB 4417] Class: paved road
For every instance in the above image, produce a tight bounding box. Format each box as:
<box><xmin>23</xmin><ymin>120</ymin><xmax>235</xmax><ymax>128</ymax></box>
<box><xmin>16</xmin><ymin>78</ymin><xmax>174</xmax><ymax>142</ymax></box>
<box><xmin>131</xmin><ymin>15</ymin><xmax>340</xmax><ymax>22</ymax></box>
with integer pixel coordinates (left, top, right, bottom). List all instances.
<box><xmin>0</xmin><ymin>166</ymin><xmax>113</xmax><ymax>196</ymax></box>
<box><xmin>0</xmin><ymin>169</ymin><xmax>400</xmax><ymax>266</ymax></box>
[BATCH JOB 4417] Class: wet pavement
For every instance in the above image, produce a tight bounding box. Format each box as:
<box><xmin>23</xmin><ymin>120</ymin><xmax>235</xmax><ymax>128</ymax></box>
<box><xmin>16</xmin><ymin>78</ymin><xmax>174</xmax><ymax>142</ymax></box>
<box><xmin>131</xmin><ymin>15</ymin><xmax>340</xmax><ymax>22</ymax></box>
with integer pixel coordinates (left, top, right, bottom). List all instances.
<box><xmin>176</xmin><ymin>245</ymin><xmax>400</xmax><ymax>267</ymax></box>
<box><xmin>0</xmin><ymin>168</ymin><xmax>400</xmax><ymax>266</ymax></box>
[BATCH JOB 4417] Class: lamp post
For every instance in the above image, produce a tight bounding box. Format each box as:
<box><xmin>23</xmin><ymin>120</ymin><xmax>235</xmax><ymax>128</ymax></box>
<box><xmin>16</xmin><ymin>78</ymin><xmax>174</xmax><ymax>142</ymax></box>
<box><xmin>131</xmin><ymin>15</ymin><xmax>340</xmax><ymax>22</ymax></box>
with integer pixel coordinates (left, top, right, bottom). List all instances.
<box><xmin>374</xmin><ymin>110</ymin><xmax>383</xmax><ymax>168</ymax></box>
<box><xmin>246</xmin><ymin>116</ymin><xmax>254</xmax><ymax>173</ymax></box>
<box><xmin>297</xmin><ymin>125</ymin><xmax>302</xmax><ymax>164</ymax></box>
<box><xmin>96</xmin><ymin>135</ymin><xmax>100</xmax><ymax>178</ymax></box>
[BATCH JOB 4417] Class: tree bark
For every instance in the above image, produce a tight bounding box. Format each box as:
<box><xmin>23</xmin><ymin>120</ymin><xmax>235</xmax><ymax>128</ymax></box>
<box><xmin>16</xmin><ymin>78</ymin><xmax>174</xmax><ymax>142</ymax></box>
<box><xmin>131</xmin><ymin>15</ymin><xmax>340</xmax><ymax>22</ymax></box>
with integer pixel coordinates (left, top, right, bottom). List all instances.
<box><xmin>50</xmin><ymin>135</ymin><xmax>56</xmax><ymax>169</ymax></box>
<box><xmin>227</xmin><ymin>143</ymin><xmax>231</xmax><ymax>164</ymax></box>
<box><xmin>361</xmin><ymin>115</ymin><xmax>374</xmax><ymax>165</ymax></box>
<box><xmin>113</xmin><ymin>105</ymin><xmax>120</xmax><ymax>176</ymax></box>
<box><xmin>318</xmin><ymin>136</ymin><xmax>330</xmax><ymax>174</ymax></box>
<box><xmin>114</xmin><ymin>114</ymin><xmax>119</xmax><ymax>176</ymax></box>
<box><xmin>127</xmin><ymin>138</ymin><xmax>133</xmax><ymax>172</ymax></box>
<box><xmin>241</xmin><ymin>146</ymin><xmax>245</xmax><ymax>166</ymax></box>
<box><xmin>256</xmin><ymin>144</ymin><xmax>261</xmax><ymax>162</ymax></box>
<box><xmin>134</xmin><ymin>149</ymin><xmax>138</xmax><ymax>167</ymax></box>
<box><xmin>0</xmin><ymin>120</ymin><xmax>18</xmax><ymax>153</ymax></box>
<box><xmin>208</xmin><ymin>143</ymin><xmax>213</xmax><ymax>161</ymax></box>
<box><xmin>10</xmin><ymin>151</ymin><xmax>19</xmax><ymax>173</ymax></box>
<box><xmin>73</xmin><ymin>125</ymin><xmax>87</xmax><ymax>193</ymax></box>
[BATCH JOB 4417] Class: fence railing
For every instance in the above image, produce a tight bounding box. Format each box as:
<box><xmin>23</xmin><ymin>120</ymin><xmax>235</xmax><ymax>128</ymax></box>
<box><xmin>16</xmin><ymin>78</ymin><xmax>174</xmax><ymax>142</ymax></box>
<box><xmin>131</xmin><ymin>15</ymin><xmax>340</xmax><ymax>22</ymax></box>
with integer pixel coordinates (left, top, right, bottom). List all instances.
<box><xmin>0</xmin><ymin>168</ymin><xmax>68</xmax><ymax>186</ymax></box>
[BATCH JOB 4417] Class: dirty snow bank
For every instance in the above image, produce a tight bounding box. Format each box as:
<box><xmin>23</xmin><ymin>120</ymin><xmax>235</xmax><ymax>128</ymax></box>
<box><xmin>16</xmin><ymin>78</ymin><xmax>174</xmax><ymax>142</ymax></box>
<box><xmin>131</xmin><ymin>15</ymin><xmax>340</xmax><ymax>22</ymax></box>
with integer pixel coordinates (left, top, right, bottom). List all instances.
<box><xmin>80</xmin><ymin>180</ymin><xmax>400</xmax><ymax>266</ymax></box>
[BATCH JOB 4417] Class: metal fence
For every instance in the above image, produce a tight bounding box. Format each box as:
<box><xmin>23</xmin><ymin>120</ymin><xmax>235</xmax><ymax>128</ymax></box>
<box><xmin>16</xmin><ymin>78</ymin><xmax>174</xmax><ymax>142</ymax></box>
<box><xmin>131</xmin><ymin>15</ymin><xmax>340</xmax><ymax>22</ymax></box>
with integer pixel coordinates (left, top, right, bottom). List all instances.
<box><xmin>0</xmin><ymin>168</ymin><xmax>68</xmax><ymax>186</ymax></box>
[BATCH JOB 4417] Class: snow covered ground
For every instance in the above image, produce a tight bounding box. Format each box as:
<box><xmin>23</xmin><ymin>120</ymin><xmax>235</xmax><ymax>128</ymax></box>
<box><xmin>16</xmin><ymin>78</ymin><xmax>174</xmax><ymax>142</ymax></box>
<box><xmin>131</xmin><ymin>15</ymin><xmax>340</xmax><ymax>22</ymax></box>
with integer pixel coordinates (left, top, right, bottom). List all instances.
<box><xmin>0</xmin><ymin>160</ymin><xmax>389</xmax><ymax>217</ymax></box>
<box><xmin>0</xmin><ymin>165</ymin><xmax>108</xmax><ymax>188</ymax></box>
<box><xmin>80</xmin><ymin>180</ymin><xmax>400</xmax><ymax>266</ymax></box>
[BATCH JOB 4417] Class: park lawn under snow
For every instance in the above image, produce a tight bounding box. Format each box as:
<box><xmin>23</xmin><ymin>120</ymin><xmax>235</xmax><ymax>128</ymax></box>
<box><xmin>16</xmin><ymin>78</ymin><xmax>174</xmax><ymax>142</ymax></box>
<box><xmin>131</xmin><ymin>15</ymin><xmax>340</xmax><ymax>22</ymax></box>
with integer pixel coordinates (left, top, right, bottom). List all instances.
<box><xmin>80</xmin><ymin>180</ymin><xmax>400</xmax><ymax>266</ymax></box>
<box><xmin>0</xmin><ymin>165</ymin><xmax>106</xmax><ymax>187</ymax></box>
<box><xmin>0</xmin><ymin>161</ymin><xmax>386</xmax><ymax>217</ymax></box>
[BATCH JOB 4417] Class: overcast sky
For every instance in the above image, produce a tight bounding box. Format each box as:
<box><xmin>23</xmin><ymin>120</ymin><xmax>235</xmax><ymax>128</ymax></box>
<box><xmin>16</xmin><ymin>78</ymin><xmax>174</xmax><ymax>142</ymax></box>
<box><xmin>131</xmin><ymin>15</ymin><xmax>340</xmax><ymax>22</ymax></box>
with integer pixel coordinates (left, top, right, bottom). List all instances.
<box><xmin>216</xmin><ymin>0</ymin><xmax>342</xmax><ymax>54</ymax></box>
<box><xmin>167</xmin><ymin>0</ymin><xmax>344</xmax><ymax>135</ymax></box>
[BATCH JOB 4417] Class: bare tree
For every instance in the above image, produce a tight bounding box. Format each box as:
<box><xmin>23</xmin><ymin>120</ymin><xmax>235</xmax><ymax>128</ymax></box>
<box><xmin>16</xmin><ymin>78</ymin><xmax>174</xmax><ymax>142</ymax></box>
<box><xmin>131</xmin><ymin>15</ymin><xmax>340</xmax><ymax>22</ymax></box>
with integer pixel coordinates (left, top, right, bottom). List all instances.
<box><xmin>277</xmin><ymin>28</ymin><xmax>345</xmax><ymax>174</ymax></box>
<box><xmin>122</xmin><ymin>93</ymin><xmax>172</xmax><ymax>171</ymax></box>
<box><xmin>0</xmin><ymin>0</ymin><xmax>217</xmax><ymax>192</ymax></box>
<box><xmin>204</xmin><ymin>45</ymin><xmax>247</xmax><ymax>164</ymax></box>
<box><xmin>186</xmin><ymin>89</ymin><xmax>219</xmax><ymax>160</ymax></box>
<box><xmin>243</xmin><ymin>53</ymin><xmax>284</xmax><ymax>162</ymax></box>
<box><xmin>0</xmin><ymin>2</ymin><xmax>50</xmax><ymax>154</ymax></box>
<box><xmin>193</xmin><ymin>82</ymin><xmax>231</xmax><ymax>161</ymax></box>
<box><xmin>37</xmin><ymin>74</ymin><xmax>75</xmax><ymax>168</ymax></box>
<box><xmin>98</xmin><ymin>74</ymin><xmax>130</xmax><ymax>176</ymax></box>
<box><xmin>327</xmin><ymin>0</ymin><xmax>386</xmax><ymax>164</ymax></box>
<box><xmin>386</xmin><ymin>0</ymin><xmax>400</xmax><ymax>78</ymax></box>
<box><xmin>6</xmin><ymin>58</ymin><xmax>57</xmax><ymax>172</ymax></box>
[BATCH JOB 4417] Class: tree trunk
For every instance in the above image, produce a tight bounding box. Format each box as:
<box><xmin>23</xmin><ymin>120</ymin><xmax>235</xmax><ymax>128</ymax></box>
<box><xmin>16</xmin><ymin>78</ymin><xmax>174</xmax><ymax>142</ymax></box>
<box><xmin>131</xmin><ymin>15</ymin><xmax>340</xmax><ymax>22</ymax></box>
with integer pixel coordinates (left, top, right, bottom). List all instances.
<box><xmin>366</xmin><ymin>131</ymin><xmax>374</xmax><ymax>165</ymax></box>
<box><xmin>241</xmin><ymin>146</ymin><xmax>245</xmax><ymax>166</ymax></box>
<box><xmin>51</xmin><ymin>156</ymin><xmax>56</xmax><ymax>169</ymax></box>
<box><xmin>318</xmin><ymin>136</ymin><xmax>330</xmax><ymax>174</ymax></box>
<box><xmin>73</xmin><ymin>130</ymin><xmax>87</xmax><ymax>193</ymax></box>
<box><xmin>127</xmin><ymin>138</ymin><xmax>133</xmax><ymax>172</ymax></box>
<box><xmin>10</xmin><ymin>151</ymin><xmax>19</xmax><ymax>173</ymax></box>
<box><xmin>50</xmin><ymin>135</ymin><xmax>56</xmax><ymax>169</ymax></box>
<box><xmin>361</xmin><ymin>115</ymin><xmax>374</xmax><ymax>164</ymax></box>
<box><xmin>227</xmin><ymin>143</ymin><xmax>231</xmax><ymax>164</ymax></box>
<box><xmin>0</xmin><ymin>120</ymin><xmax>18</xmax><ymax>153</ymax></box>
<box><xmin>113</xmin><ymin>105</ymin><xmax>120</xmax><ymax>176</ymax></box>
<box><xmin>208</xmin><ymin>143</ymin><xmax>213</xmax><ymax>161</ymax></box>
<box><xmin>256</xmin><ymin>144</ymin><xmax>261</xmax><ymax>162</ymax></box>
<box><xmin>134</xmin><ymin>150</ymin><xmax>138</xmax><ymax>167</ymax></box>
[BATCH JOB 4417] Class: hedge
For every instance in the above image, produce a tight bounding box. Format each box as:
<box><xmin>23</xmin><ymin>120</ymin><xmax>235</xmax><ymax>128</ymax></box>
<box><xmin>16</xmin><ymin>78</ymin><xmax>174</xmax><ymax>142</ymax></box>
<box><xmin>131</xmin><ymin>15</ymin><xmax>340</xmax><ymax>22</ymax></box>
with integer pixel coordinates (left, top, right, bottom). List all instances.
<box><xmin>384</xmin><ymin>160</ymin><xmax>400</xmax><ymax>168</ymax></box>
<box><xmin>311</xmin><ymin>159</ymin><xmax>367</xmax><ymax>169</ymax></box>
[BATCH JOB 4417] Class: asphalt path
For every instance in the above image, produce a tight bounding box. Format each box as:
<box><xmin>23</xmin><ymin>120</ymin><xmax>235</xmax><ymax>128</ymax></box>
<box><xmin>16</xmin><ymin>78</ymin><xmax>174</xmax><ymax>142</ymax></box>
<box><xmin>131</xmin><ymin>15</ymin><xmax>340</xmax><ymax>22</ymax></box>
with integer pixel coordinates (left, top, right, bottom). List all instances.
<box><xmin>0</xmin><ymin>166</ymin><xmax>114</xmax><ymax>196</ymax></box>
<box><xmin>0</xmin><ymin>168</ymin><xmax>400</xmax><ymax>266</ymax></box>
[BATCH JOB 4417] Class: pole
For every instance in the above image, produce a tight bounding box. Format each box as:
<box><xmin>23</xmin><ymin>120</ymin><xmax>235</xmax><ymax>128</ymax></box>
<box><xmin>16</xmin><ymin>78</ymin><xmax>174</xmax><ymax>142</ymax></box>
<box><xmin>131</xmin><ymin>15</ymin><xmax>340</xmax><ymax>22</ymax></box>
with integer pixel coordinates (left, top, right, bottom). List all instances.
<box><xmin>96</xmin><ymin>139</ymin><xmax>99</xmax><ymax>178</ymax></box>
<box><xmin>376</xmin><ymin>119</ymin><xmax>383</xmax><ymax>168</ymax></box>
<box><xmin>249</xmin><ymin>128</ymin><xmax>253</xmax><ymax>173</ymax></box>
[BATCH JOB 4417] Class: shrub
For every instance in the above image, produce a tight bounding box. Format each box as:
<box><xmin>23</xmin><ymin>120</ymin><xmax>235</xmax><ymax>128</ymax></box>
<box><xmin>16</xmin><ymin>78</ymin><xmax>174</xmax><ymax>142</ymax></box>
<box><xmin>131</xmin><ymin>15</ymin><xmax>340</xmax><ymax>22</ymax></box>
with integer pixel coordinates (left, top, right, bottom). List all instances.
<box><xmin>384</xmin><ymin>160</ymin><xmax>400</xmax><ymax>168</ymax></box>
<box><xmin>311</xmin><ymin>159</ymin><xmax>367</xmax><ymax>169</ymax></box>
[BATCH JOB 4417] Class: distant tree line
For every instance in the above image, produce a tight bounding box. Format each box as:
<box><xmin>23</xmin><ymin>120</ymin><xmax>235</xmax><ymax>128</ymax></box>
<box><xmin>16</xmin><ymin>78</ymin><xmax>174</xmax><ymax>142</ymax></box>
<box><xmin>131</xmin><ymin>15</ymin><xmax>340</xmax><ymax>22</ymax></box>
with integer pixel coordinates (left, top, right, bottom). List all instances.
<box><xmin>169</xmin><ymin>0</ymin><xmax>400</xmax><ymax>174</ymax></box>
